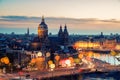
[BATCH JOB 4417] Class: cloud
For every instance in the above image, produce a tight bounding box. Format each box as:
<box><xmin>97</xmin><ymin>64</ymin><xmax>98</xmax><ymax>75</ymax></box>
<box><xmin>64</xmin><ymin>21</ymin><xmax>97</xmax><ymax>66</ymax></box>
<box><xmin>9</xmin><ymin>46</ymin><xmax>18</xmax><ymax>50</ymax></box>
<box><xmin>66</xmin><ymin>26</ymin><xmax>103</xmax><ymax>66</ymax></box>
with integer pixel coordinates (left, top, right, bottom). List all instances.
<box><xmin>1</xmin><ymin>16</ymin><xmax>120</xmax><ymax>24</ymax></box>
<box><xmin>0</xmin><ymin>16</ymin><xmax>120</xmax><ymax>34</ymax></box>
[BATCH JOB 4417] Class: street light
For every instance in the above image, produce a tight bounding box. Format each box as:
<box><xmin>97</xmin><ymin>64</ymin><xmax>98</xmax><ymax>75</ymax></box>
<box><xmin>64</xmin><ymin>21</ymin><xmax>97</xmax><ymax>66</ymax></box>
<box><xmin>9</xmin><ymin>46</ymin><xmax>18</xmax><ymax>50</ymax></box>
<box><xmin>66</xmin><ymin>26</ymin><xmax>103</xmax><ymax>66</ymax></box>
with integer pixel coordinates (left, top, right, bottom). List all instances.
<box><xmin>49</xmin><ymin>63</ymin><xmax>55</xmax><ymax>80</ymax></box>
<box><xmin>45</xmin><ymin>52</ymin><xmax>51</xmax><ymax>69</ymax></box>
<box><xmin>49</xmin><ymin>63</ymin><xmax>55</xmax><ymax>71</ymax></box>
<box><xmin>65</xmin><ymin>59</ymin><xmax>71</xmax><ymax>67</ymax></box>
<box><xmin>37</xmin><ymin>51</ymin><xmax>42</xmax><ymax>57</ymax></box>
<box><xmin>46</xmin><ymin>52</ymin><xmax>51</xmax><ymax>58</ymax></box>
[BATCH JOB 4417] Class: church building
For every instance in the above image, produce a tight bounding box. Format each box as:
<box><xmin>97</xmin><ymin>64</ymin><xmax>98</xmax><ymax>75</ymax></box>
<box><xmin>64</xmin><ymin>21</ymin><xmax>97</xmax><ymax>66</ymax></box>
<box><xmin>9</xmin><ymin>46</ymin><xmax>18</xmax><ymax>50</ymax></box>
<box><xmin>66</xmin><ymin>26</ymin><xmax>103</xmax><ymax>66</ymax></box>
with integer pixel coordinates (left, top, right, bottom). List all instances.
<box><xmin>31</xmin><ymin>16</ymin><xmax>69</xmax><ymax>52</ymax></box>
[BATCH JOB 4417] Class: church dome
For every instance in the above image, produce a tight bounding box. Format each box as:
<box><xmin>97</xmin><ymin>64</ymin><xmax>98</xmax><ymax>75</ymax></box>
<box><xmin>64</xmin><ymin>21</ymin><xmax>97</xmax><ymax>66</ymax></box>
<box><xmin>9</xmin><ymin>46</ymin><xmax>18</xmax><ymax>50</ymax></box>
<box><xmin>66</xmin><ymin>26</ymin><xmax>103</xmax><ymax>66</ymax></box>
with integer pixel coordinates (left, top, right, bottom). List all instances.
<box><xmin>39</xmin><ymin>16</ymin><xmax>48</xmax><ymax>29</ymax></box>
<box><xmin>38</xmin><ymin>16</ymin><xmax>48</xmax><ymax>38</ymax></box>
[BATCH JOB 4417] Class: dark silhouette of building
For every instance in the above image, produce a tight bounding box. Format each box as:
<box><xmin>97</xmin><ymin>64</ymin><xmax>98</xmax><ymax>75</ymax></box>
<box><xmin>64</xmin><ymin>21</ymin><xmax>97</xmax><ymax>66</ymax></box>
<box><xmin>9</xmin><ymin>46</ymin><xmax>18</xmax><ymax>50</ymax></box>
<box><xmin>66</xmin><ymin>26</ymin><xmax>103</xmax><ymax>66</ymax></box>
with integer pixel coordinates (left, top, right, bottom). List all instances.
<box><xmin>63</xmin><ymin>24</ymin><xmax>69</xmax><ymax>45</ymax></box>
<box><xmin>31</xmin><ymin>16</ymin><xmax>69</xmax><ymax>52</ymax></box>
<box><xmin>58</xmin><ymin>24</ymin><xmax>69</xmax><ymax>46</ymax></box>
<box><xmin>27</xmin><ymin>28</ymin><xmax>29</xmax><ymax>36</ymax></box>
<box><xmin>58</xmin><ymin>25</ymin><xmax>64</xmax><ymax>45</ymax></box>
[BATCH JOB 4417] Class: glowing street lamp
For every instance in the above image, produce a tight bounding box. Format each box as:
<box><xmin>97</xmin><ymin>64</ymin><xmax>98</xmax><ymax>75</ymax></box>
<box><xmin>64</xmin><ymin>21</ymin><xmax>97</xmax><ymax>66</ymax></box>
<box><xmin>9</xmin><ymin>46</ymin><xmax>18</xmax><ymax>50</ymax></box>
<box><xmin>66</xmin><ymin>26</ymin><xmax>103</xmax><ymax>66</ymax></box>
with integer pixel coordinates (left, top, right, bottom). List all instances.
<box><xmin>37</xmin><ymin>51</ymin><xmax>42</xmax><ymax>57</ymax></box>
<box><xmin>48</xmin><ymin>60</ymin><xmax>53</xmax><ymax>65</ymax></box>
<box><xmin>45</xmin><ymin>52</ymin><xmax>51</xmax><ymax>69</ymax></box>
<box><xmin>65</xmin><ymin>59</ymin><xmax>71</xmax><ymax>67</ymax></box>
<box><xmin>46</xmin><ymin>52</ymin><xmax>51</xmax><ymax>58</ymax></box>
<box><xmin>49</xmin><ymin>63</ymin><xmax>55</xmax><ymax>79</ymax></box>
<box><xmin>49</xmin><ymin>63</ymin><xmax>55</xmax><ymax>71</ymax></box>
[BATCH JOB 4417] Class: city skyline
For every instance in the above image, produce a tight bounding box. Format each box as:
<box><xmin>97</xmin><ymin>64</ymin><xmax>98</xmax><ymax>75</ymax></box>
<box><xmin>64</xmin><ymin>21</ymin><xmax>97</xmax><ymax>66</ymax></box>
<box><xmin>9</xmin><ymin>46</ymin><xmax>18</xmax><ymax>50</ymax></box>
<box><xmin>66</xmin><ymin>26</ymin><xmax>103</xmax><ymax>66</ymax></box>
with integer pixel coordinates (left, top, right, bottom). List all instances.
<box><xmin>0</xmin><ymin>16</ymin><xmax>120</xmax><ymax>35</ymax></box>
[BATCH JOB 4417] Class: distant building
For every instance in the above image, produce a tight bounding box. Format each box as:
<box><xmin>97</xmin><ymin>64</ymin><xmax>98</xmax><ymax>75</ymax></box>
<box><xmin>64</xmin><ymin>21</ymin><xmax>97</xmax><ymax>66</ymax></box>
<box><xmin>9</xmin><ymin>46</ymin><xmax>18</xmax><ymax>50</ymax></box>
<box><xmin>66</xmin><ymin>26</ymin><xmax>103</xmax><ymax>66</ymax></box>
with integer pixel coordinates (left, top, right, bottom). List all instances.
<box><xmin>103</xmin><ymin>39</ymin><xmax>116</xmax><ymax>49</ymax></box>
<box><xmin>31</xmin><ymin>16</ymin><xmax>49</xmax><ymax>51</ymax></box>
<box><xmin>31</xmin><ymin>16</ymin><xmax>69</xmax><ymax>52</ymax></box>
<box><xmin>58</xmin><ymin>24</ymin><xmax>69</xmax><ymax>46</ymax></box>
<box><xmin>27</xmin><ymin>27</ymin><xmax>29</xmax><ymax>36</ymax></box>
<box><xmin>73</xmin><ymin>41</ymin><xmax>100</xmax><ymax>49</ymax></box>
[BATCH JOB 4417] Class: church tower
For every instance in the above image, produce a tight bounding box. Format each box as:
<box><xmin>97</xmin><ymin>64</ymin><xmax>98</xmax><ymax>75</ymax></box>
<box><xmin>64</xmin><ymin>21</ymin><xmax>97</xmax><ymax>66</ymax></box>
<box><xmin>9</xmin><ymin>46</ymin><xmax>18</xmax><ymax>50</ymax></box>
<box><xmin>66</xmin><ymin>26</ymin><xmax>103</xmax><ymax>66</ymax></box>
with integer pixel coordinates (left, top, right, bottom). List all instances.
<box><xmin>64</xmin><ymin>24</ymin><xmax>69</xmax><ymax>38</ymax></box>
<box><xmin>38</xmin><ymin>16</ymin><xmax>48</xmax><ymax>39</ymax></box>
<box><xmin>58</xmin><ymin>25</ymin><xmax>63</xmax><ymax>38</ymax></box>
<box><xmin>31</xmin><ymin>16</ymin><xmax>49</xmax><ymax>51</ymax></box>
<box><xmin>58</xmin><ymin>25</ymin><xmax>64</xmax><ymax>45</ymax></box>
<box><xmin>27</xmin><ymin>27</ymin><xmax>29</xmax><ymax>36</ymax></box>
<box><xmin>63</xmin><ymin>24</ymin><xmax>69</xmax><ymax>45</ymax></box>
<box><xmin>58</xmin><ymin>24</ymin><xmax>69</xmax><ymax>46</ymax></box>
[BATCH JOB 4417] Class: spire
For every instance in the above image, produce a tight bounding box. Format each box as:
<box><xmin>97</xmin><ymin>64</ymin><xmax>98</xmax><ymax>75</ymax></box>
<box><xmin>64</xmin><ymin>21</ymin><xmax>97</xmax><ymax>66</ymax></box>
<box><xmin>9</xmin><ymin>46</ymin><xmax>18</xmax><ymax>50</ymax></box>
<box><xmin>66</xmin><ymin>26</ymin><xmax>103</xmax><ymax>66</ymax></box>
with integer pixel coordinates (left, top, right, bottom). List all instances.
<box><xmin>64</xmin><ymin>24</ymin><xmax>68</xmax><ymax>33</ymax></box>
<box><xmin>59</xmin><ymin>25</ymin><xmax>62</xmax><ymax>33</ymax></box>
<box><xmin>27</xmin><ymin>27</ymin><xmax>29</xmax><ymax>36</ymax></box>
<box><xmin>60</xmin><ymin>25</ymin><xmax>62</xmax><ymax>30</ymax></box>
<box><xmin>42</xmin><ymin>16</ymin><xmax>44</xmax><ymax>22</ymax></box>
<box><xmin>63</xmin><ymin>24</ymin><xmax>69</xmax><ymax>45</ymax></box>
<box><xmin>65</xmin><ymin>24</ymin><xmax>67</xmax><ymax>28</ymax></box>
<box><xmin>58</xmin><ymin>25</ymin><xmax>63</xmax><ymax>37</ymax></box>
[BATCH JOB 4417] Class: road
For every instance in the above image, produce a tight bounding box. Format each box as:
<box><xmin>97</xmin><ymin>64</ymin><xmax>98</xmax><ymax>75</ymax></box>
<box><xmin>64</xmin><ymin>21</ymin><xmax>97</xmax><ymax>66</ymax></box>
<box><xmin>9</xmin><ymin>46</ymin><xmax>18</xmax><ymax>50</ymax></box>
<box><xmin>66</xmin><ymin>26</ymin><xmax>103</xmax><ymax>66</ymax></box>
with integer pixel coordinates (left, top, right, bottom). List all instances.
<box><xmin>0</xmin><ymin>58</ymin><xmax>120</xmax><ymax>80</ymax></box>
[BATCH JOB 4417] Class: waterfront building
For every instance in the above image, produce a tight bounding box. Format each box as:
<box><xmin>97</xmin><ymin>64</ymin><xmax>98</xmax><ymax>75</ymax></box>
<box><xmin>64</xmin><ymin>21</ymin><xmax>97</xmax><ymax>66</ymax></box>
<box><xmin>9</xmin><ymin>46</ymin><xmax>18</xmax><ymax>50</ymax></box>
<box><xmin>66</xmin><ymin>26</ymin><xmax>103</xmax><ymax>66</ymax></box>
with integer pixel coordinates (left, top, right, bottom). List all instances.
<box><xmin>73</xmin><ymin>41</ymin><xmax>100</xmax><ymax>50</ymax></box>
<box><xmin>103</xmin><ymin>39</ymin><xmax>116</xmax><ymax>50</ymax></box>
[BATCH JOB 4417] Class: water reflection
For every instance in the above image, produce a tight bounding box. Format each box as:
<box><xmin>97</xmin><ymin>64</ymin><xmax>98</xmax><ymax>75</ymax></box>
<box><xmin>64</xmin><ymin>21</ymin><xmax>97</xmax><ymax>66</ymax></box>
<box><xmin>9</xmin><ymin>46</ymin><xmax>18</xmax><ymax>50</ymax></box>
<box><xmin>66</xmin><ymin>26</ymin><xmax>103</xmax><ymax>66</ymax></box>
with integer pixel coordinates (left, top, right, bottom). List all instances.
<box><xmin>42</xmin><ymin>52</ymin><xmax>120</xmax><ymax>80</ymax></box>
<box><xmin>81</xmin><ymin>71</ymin><xmax>120</xmax><ymax>80</ymax></box>
<box><xmin>94</xmin><ymin>53</ymin><xmax>120</xmax><ymax>65</ymax></box>
<box><xmin>42</xmin><ymin>72</ymin><xmax>120</xmax><ymax>80</ymax></box>
<box><xmin>78</xmin><ymin>75</ymin><xmax>82</xmax><ymax>80</ymax></box>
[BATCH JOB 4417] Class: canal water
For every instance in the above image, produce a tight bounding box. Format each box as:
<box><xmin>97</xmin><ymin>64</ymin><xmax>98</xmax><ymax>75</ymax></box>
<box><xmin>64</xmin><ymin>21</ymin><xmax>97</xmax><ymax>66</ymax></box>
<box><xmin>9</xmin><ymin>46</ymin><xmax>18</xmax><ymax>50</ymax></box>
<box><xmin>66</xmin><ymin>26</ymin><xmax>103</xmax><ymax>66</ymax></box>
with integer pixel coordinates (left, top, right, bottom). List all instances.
<box><xmin>42</xmin><ymin>52</ymin><xmax>120</xmax><ymax>80</ymax></box>
<box><xmin>42</xmin><ymin>71</ymin><xmax>120</xmax><ymax>80</ymax></box>
<box><xmin>93</xmin><ymin>53</ymin><xmax>120</xmax><ymax>65</ymax></box>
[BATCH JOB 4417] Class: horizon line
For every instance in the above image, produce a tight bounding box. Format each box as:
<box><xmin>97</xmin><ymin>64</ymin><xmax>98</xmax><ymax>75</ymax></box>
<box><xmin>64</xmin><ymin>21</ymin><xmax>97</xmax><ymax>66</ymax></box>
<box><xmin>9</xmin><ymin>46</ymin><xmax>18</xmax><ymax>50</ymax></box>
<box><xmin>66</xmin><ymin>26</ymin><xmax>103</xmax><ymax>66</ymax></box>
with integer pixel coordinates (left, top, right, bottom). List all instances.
<box><xmin>0</xmin><ymin>15</ymin><xmax>120</xmax><ymax>20</ymax></box>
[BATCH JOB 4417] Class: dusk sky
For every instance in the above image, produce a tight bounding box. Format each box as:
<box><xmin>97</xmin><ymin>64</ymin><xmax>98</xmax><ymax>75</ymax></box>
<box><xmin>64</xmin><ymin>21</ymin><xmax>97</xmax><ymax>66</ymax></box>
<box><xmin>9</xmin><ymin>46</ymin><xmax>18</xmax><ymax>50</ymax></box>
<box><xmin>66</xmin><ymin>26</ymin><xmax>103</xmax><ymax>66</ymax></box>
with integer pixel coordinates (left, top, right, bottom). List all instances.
<box><xmin>0</xmin><ymin>0</ymin><xmax>120</xmax><ymax>35</ymax></box>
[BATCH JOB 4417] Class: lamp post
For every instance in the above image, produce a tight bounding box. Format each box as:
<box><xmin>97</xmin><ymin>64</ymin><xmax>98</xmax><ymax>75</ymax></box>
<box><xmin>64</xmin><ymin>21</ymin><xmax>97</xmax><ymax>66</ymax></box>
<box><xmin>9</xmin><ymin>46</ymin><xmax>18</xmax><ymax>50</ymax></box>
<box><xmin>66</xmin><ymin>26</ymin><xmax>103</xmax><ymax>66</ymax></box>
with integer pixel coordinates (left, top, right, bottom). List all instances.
<box><xmin>36</xmin><ymin>51</ymin><xmax>45</xmax><ymax>71</ymax></box>
<box><xmin>65</xmin><ymin>59</ymin><xmax>71</xmax><ymax>67</ymax></box>
<box><xmin>49</xmin><ymin>63</ymin><xmax>55</xmax><ymax>80</ymax></box>
<box><xmin>37</xmin><ymin>51</ymin><xmax>42</xmax><ymax>57</ymax></box>
<box><xmin>45</xmin><ymin>52</ymin><xmax>51</xmax><ymax>69</ymax></box>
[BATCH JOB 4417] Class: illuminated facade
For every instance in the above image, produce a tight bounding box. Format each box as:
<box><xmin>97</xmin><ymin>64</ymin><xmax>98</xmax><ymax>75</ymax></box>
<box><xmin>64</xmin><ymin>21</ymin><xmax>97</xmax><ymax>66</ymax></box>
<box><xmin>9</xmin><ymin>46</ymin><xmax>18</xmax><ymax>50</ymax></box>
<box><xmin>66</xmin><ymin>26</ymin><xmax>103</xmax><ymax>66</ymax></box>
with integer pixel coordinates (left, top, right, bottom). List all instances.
<box><xmin>73</xmin><ymin>39</ymin><xmax>119</xmax><ymax>50</ymax></box>
<box><xmin>103</xmin><ymin>39</ymin><xmax>116</xmax><ymax>49</ymax></box>
<box><xmin>38</xmin><ymin>16</ymin><xmax>48</xmax><ymax>39</ymax></box>
<box><xmin>31</xmin><ymin>16</ymin><xmax>49</xmax><ymax>50</ymax></box>
<box><xmin>115</xmin><ymin>44</ymin><xmax>120</xmax><ymax>50</ymax></box>
<box><xmin>73</xmin><ymin>41</ymin><xmax>100</xmax><ymax>49</ymax></box>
